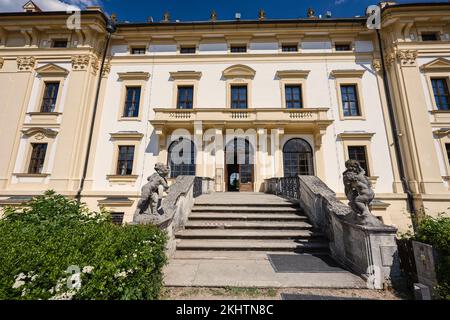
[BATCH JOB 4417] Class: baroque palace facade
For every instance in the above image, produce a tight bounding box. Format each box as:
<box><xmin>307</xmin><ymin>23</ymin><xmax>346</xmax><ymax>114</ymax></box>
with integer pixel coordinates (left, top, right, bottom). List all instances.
<box><xmin>1</xmin><ymin>1</ymin><xmax>450</xmax><ymax>231</ymax></box>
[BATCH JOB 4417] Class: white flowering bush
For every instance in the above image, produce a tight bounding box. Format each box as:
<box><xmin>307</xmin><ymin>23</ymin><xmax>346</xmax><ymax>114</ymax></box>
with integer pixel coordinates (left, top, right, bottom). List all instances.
<box><xmin>0</xmin><ymin>191</ymin><xmax>167</xmax><ymax>300</ymax></box>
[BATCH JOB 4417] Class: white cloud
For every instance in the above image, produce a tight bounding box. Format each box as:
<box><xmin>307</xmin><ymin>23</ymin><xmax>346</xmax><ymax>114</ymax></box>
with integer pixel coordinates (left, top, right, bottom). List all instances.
<box><xmin>0</xmin><ymin>0</ymin><xmax>101</xmax><ymax>12</ymax></box>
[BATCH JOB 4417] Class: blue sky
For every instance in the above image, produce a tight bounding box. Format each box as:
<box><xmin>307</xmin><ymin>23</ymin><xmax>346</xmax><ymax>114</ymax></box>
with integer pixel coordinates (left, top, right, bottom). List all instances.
<box><xmin>0</xmin><ymin>0</ymin><xmax>443</xmax><ymax>21</ymax></box>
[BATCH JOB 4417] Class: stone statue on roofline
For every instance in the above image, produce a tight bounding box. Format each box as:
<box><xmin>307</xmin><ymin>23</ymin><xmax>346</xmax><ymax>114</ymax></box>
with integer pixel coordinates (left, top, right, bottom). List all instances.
<box><xmin>343</xmin><ymin>160</ymin><xmax>383</xmax><ymax>227</ymax></box>
<box><xmin>133</xmin><ymin>163</ymin><xmax>170</xmax><ymax>225</ymax></box>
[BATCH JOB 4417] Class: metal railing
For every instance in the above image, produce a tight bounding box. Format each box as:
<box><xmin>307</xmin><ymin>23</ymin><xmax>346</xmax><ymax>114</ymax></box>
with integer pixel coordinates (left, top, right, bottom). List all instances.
<box><xmin>265</xmin><ymin>176</ymin><xmax>300</xmax><ymax>200</ymax></box>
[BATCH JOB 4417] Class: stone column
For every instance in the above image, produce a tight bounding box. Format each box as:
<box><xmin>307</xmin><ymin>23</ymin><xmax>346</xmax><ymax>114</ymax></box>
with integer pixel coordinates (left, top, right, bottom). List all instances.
<box><xmin>214</xmin><ymin>128</ymin><xmax>224</xmax><ymax>192</ymax></box>
<box><xmin>256</xmin><ymin>128</ymin><xmax>268</xmax><ymax>190</ymax></box>
<box><xmin>155</xmin><ymin>127</ymin><xmax>167</xmax><ymax>164</ymax></box>
<box><xmin>194</xmin><ymin>121</ymin><xmax>204</xmax><ymax>177</ymax></box>
<box><xmin>271</xmin><ymin>128</ymin><xmax>284</xmax><ymax>177</ymax></box>
<box><xmin>314</xmin><ymin>127</ymin><xmax>327</xmax><ymax>181</ymax></box>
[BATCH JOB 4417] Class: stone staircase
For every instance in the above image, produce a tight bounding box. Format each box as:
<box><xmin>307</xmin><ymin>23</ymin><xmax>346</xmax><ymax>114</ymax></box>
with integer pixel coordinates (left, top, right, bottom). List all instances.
<box><xmin>174</xmin><ymin>193</ymin><xmax>329</xmax><ymax>255</ymax></box>
<box><xmin>164</xmin><ymin>193</ymin><xmax>365</xmax><ymax>288</ymax></box>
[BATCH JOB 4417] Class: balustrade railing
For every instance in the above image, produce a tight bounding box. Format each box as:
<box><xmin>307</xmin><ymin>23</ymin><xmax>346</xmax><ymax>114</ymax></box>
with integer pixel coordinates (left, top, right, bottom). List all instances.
<box><xmin>265</xmin><ymin>176</ymin><xmax>300</xmax><ymax>200</ymax></box>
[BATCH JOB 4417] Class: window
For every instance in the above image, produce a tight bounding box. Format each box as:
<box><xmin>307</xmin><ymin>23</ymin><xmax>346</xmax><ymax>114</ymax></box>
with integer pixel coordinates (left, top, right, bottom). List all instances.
<box><xmin>52</xmin><ymin>39</ymin><xmax>68</xmax><ymax>48</ymax></box>
<box><xmin>180</xmin><ymin>46</ymin><xmax>196</xmax><ymax>54</ymax></box>
<box><xmin>231</xmin><ymin>85</ymin><xmax>248</xmax><ymax>109</ymax></box>
<box><xmin>283</xmin><ymin>139</ymin><xmax>314</xmax><ymax>177</ymax></box>
<box><xmin>422</xmin><ymin>32</ymin><xmax>440</xmax><ymax>41</ymax></box>
<box><xmin>285</xmin><ymin>85</ymin><xmax>303</xmax><ymax>109</ymax></box>
<box><xmin>168</xmin><ymin>138</ymin><xmax>196</xmax><ymax>178</ymax></box>
<box><xmin>230</xmin><ymin>45</ymin><xmax>247</xmax><ymax>53</ymax></box>
<box><xmin>111</xmin><ymin>212</ymin><xmax>125</xmax><ymax>225</ymax></box>
<box><xmin>340</xmin><ymin>84</ymin><xmax>361</xmax><ymax>117</ymax></box>
<box><xmin>117</xmin><ymin>146</ymin><xmax>135</xmax><ymax>175</ymax></box>
<box><xmin>177</xmin><ymin>86</ymin><xmax>194</xmax><ymax>109</ymax></box>
<box><xmin>123</xmin><ymin>87</ymin><xmax>141</xmax><ymax>117</ymax></box>
<box><xmin>40</xmin><ymin>82</ymin><xmax>60</xmax><ymax>112</ymax></box>
<box><xmin>335</xmin><ymin>43</ymin><xmax>351</xmax><ymax>51</ymax></box>
<box><xmin>431</xmin><ymin>78</ymin><xmax>450</xmax><ymax>111</ymax></box>
<box><xmin>28</xmin><ymin>143</ymin><xmax>47</xmax><ymax>174</ymax></box>
<box><xmin>131</xmin><ymin>47</ymin><xmax>146</xmax><ymax>55</ymax></box>
<box><xmin>282</xmin><ymin>44</ymin><xmax>298</xmax><ymax>52</ymax></box>
<box><xmin>348</xmin><ymin>146</ymin><xmax>370</xmax><ymax>176</ymax></box>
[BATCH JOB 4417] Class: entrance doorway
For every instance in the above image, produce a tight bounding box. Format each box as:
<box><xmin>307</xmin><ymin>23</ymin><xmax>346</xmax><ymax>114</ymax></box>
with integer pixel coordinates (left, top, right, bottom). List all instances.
<box><xmin>225</xmin><ymin>138</ymin><xmax>254</xmax><ymax>192</ymax></box>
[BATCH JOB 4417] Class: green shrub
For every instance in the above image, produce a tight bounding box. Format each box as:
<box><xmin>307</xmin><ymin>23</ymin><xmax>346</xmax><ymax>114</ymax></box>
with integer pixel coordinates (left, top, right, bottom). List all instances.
<box><xmin>414</xmin><ymin>215</ymin><xmax>450</xmax><ymax>300</ymax></box>
<box><xmin>0</xmin><ymin>191</ymin><xmax>167</xmax><ymax>300</ymax></box>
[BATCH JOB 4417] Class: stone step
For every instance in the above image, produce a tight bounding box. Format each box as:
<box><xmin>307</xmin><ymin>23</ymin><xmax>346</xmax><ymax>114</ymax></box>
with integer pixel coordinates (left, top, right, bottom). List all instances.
<box><xmin>173</xmin><ymin>250</ymin><xmax>285</xmax><ymax>260</ymax></box>
<box><xmin>176</xmin><ymin>239</ymin><xmax>329</xmax><ymax>252</ymax></box>
<box><xmin>189</xmin><ymin>213</ymin><xmax>307</xmax><ymax>221</ymax></box>
<box><xmin>176</xmin><ymin>229</ymin><xmax>324</xmax><ymax>240</ymax></box>
<box><xmin>185</xmin><ymin>220</ymin><xmax>315</xmax><ymax>230</ymax></box>
<box><xmin>192</xmin><ymin>206</ymin><xmax>302</xmax><ymax>213</ymax></box>
<box><xmin>193</xmin><ymin>202</ymin><xmax>299</xmax><ymax>208</ymax></box>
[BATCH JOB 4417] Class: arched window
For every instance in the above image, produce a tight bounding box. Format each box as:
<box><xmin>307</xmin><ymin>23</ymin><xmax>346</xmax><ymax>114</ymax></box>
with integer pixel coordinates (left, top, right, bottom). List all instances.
<box><xmin>168</xmin><ymin>138</ymin><xmax>196</xmax><ymax>178</ymax></box>
<box><xmin>283</xmin><ymin>138</ymin><xmax>314</xmax><ymax>177</ymax></box>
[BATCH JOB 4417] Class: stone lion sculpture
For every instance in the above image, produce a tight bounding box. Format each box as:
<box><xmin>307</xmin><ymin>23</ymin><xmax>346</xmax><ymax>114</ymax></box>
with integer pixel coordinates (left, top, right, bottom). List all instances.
<box><xmin>136</xmin><ymin>163</ymin><xmax>170</xmax><ymax>216</ymax></box>
<box><xmin>343</xmin><ymin>160</ymin><xmax>381</xmax><ymax>226</ymax></box>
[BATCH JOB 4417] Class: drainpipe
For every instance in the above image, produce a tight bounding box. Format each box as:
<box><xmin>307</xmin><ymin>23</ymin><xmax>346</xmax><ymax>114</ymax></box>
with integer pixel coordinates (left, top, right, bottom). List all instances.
<box><xmin>375</xmin><ymin>27</ymin><xmax>418</xmax><ymax>232</ymax></box>
<box><xmin>75</xmin><ymin>17</ymin><xmax>116</xmax><ymax>203</ymax></box>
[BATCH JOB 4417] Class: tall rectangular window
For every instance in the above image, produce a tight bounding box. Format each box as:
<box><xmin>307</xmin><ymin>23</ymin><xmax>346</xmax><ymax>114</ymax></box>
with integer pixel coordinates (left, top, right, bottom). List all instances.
<box><xmin>422</xmin><ymin>33</ymin><xmax>439</xmax><ymax>41</ymax></box>
<box><xmin>177</xmin><ymin>86</ymin><xmax>194</xmax><ymax>109</ymax></box>
<box><xmin>335</xmin><ymin>43</ymin><xmax>351</xmax><ymax>51</ymax></box>
<box><xmin>431</xmin><ymin>78</ymin><xmax>450</xmax><ymax>110</ymax></box>
<box><xmin>131</xmin><ymin>47</ymin><xmax>146</xmax><ymax>55</ymax></box>
<box><xmin>285</xmin><ymin>85</ymin><xmax>303</xmax><ymax>109</ymax></box>
<box><xmin>282</xmin><ymin>44</ymin><xmax>298</xmax><ymax>52</ymax></box>
<box><xmin>123</xmin><ymin>87</ymin><xmax>141</xmax><ymax>118</ymax></box>
<box><xmin>117</xmin><ymin>146</ymin><xmax>135</xmax><ymax>176</ymax></box>
<box><xmin>28</xmin><ymin>143</ymin><xmax>47</xmax><ymax>174</ymax></box>
<box><xmin>348</xmin><ymin>146</ymin><xmax>370</xmax><ymax>176</ymax></box>
<box><xmin>341</xmin><ymin>84</ymin><xmax>361</xmax><ymax>117</ymax></box>
<box><xmin>52</xmin><ymin>39</ymin><xmax>68</xmax><ymax>48</ymax></box>
<box><xmin>41</xmin><ymin>82</ymin><xmax>60</xmax><ymax>113</ymax></box>
<box><xmin>231</xmin><ymin>85</ymin><xmax>248</xmax><ymax>109</ymax></box>
<box><xmin>446</xmin><ymin>144</ymin><xmax>450</xmax><ymax>166</ymax></box>
<box><xmin>230</xmin><ymin>45</ymin><xmax>247</xmax><ymax>53</ymax></box>
<box><xmin>180</xmin><ymin>46</ymin><xmax>196</xmax><ymax>54</ymax></box>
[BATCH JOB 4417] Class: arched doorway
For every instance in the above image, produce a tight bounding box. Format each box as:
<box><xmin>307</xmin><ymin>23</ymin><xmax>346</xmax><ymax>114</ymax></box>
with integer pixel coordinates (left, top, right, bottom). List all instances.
<box><xmin>168</xmin><ymin>138</ymin><xmax>196</xmax><ymax>178</ymax></box>
<box><xmin>283</xmin><ymin>138</ymin><xmax>314</xmax><ymax>177</ymax></box>
<box><xmin>225</xmin><ymin>138</ymin><xmax>254</xmax><ymax>192</ymax></box>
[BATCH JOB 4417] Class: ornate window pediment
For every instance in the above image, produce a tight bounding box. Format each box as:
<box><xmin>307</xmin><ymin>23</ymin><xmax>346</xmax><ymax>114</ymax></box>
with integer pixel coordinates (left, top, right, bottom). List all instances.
<box><xmin>276</xmin><ymin>70</ymin><xmax>310</xmax><ymax>79</ymax></box>
<box><xmin>117</xmin><ymin>72</ymin><xmax>150</xmax><ymax>81</ymax></box>
<box><xmin>421</xmin><ymin>58</ymin><xmax>450</xmax><ymax>73</ymax></box>
<box><xmin>330</xmin><ymin>69</ymin><xmax>365</xmax><ymax>78</ymax></box>
<box><xmin>22</xmin><ymin>127</ymin><xmax>58</xmax><ymax>139</ymax></box>
<box><xmin>35</xmin><ymin>63</ymin><xmax>69</xmax><ymax>77</ymax></box>
<box><xmin>223</xmin><ymin>64</ymin><xmax>256</xmax><ymax>79</ymax></box>
<box><xmin>169</xmin><ymin>71</ymin><xmax>202</xmax><ymax>80</ymax></box>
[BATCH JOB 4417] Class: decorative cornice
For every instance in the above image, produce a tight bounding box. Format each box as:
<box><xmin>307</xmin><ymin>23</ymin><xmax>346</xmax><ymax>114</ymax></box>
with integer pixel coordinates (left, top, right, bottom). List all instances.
<box><xmin>276</xmin><ymin>70</ymin><xmax>310</xmax><ymax>79</ymax></box>
<box><xmin>117</xmin><ymin>72</ymin><xmax>150</xmax><ymax>81</ymax></box>
<box><xmin>71</xmin><ymin>55</ymin><xmax>91</xmax><ymax>71</ymax></box>
<box><xmin>330</xmin><ymin>69</ymin><xmax>365</xmax><ymax>78</ymax></box>
<box><xmin>372</xmin><ymin>59</ymin><xmax>382</xmax><ymax>73</ymax></box>
<box><xmin>22</xmin><ymin>127</ymin><xmax>58</xmax><ymax>138</ymax></box>
<box><xmin>17</xmin><ymin>56</ymin><xmax>35</xmax><ymax>72</ymax></box>
<box><xmin>338</xmin><ymin>132</ymin><xmax>375</xmax><ymax>140</ymax></box>
<box><xmin>420</xmin><ymin>57</ymin><xmax>450</xmax><ymax>73</ymax></box>
<box><xmin>110</xmin><ymin>132</ymin><xmax>144</xmax><ymax>140</ymax></box>
<box><xmin>169</xmin><ymin>71</ymin><xmax>202</xmax><ymax>80</ymax></box>
<box><xmin>222</xmin><ymin>64</ymin><xmax>256</xmax><ymax>79</ymax></box>
<box><xmin>396</xmin><ymin>50</ymin><xmax>417</xmax><ymax>67</ymax></box>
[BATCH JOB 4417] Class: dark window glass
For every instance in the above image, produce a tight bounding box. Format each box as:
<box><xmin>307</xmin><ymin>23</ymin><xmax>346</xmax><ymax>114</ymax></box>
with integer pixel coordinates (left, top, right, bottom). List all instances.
<box><xmin>341</xmin><ymin>84</ymin><xmax>361</xmax><ymax>117</ymax></box>
<box><xmin>348</xmin><ymin>146</ymin><xmax>370</xmax><ymax>176</ymax></box>
<box><xmin>335</xmin><ymin>44</ymin><xmax>351</xmax><ymax>51</ymax></box>
<box><xmin>446</xmin><ymin>144</ymin><xmax>450</xmax><ymax>166</ymax></box>
<box><xmin>180</xmin><ymin>46</ymin><xmax>196</xmax><ymax>54</ymax></box>
<box><xmin>52</xmin><ymin>39</ymin><xmax>68</xmax><ymax>48</ymax></box>
<box><xmin>131</xmin><ymin>47</ymin><xmax>146</xmax><ymax>54</ymax></box>
<box><xmin>28</xmin><ymin>143</ymin><xmax>47</xmax><ymax>174</ymax></box>
<box><xmin>168</xmin><ymin>139</ymin><xmax>196</xmax><ymax>178</ymax></box>
<box><xmin>431</xmin><ymin>78</ymin><xmax>450</xmax><ymax>111</ymax></box>
<box><xmin>41</xmin><ymin>82</ymin><xmax>60</xmax><ymax>112</ymax></box>
<box><xmin>285</xmin><ymin>85</ymin><xmax>303</xmax><ymax>109</ymax></box>
<box><xmin>230</xmin><ymin>45</ymin><xmax>247</xmax><ymax>53</ymax></box>
<box><xmin>111</xmin><ymin>212</ymin><xmax>125</xmax><ymax>225</ymax></box>
<box><xmin>283</xmin><ymin>139</ymin><xmax>314</xmax><ymax>177</ymax></box>
<box><xmin>177</xmin><ymin>86</ymin><xmax>194</xmax><ymax>109</ymax></box>
<box><xmin>117</xmin><ymin>146</ymin><xmax>135</xmax><ymax>176</ymax></box>
<box><xmin>231</xmin><ymin>85</ymin><xmax>248</xmax><ymax>109</ymax></box>
<box><xmin>422</xmin><ymin>33</ymin><xmax>439</xmax><ymax>41</ymax></box>
<box><xmin>282</xmin><ymin>44</ymin><xmax>298</xmax><ymax>52</ymax></box>
<box><xmin>123</xmin><ymin>87</ymin><xmax>141</xmax><ymax>117</ymax></box>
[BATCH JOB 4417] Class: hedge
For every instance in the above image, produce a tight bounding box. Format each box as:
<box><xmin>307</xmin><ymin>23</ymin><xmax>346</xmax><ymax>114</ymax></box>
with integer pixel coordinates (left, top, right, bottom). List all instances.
<box><xmin>0</xmin><ymin>191</ymin><xmax>167</xmax><ymax>300</ymax></box>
